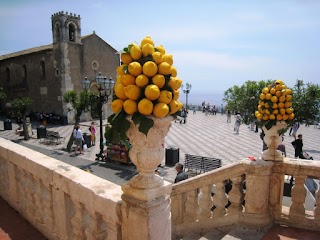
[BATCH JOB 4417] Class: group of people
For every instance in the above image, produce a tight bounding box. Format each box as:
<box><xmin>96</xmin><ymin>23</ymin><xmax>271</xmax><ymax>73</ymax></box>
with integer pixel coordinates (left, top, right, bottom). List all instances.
<box><xmin>72</xmin><ymin>122</ymin><xmax>96</xmax><ymax>155</ymax></box>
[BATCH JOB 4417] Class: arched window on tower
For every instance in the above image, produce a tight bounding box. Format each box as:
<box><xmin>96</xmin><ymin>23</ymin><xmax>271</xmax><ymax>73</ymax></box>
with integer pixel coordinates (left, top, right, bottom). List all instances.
<box><xmin>69</xmin><ymin>23</ymin><xmax>75</xmax><ymax>42</ymax></box>
<box><xmin>40</xmin><ymin>61</ymin><xmax>46</xmax><ymax>80</ymax></box>
<box><xmin>5</xmin><ymin>67</ymin><xmax>10</xmax><ymax>84</ymax></box>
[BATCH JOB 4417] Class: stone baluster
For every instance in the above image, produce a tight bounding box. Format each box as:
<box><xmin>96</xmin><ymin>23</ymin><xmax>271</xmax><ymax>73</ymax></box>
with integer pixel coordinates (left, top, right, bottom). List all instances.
<box><xmin>70</xmin><ymin>200</ymin><xmax>85</xmax><ymax>239</ymax></box>
<box><xmin>289</xmin><ymin>175</ymin><xmax>306</xmax><ymax>223</ymax></box>
<box><xmin>25</xmin><ymin>172</ymin><xmax>35</xmax><ymax>219</ymax></box>
<box><xmin>184</xmin><ymin>189</ymin><xmax>199</xmax><ymax>222</ymax></box>
<box><xmin>198</xmin><ymin>185</ymin><xmax>213</xmax><ymax>220</ymax></box>
<box><xmin>0</xmin><ymin>160</ymin><xmax>9</xmax><ymax>199</ymax></box>
<box><xmin>83</xmin><ymin>209</ymin><xmax>108</xmax><ymax>240</ymax></box>
<box><xmin>228</xmin><ymin>176</ymin><xmax>245</xmax><ymax>213</ymax></box>
<box><xmin>314</xmin><ymin>188</ymin><xmax>320</xmax><ymax>220</ymax></box>
<box><xmin>269</xmin><ymin>173</ymin><xmax>285</xmax><ymax>221</ymax></box>
<box><xmin>212</xmin><ymin>181</ymin><xmax>228</xmax><ymax>217</ymax></box>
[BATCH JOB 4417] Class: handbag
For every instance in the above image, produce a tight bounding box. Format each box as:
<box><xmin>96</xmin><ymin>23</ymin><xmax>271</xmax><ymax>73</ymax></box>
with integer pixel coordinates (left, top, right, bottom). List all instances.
<box><xmin>83</xmin><ymin>144</ymin><xmax>87</xmax><ymax>151</ymax></box>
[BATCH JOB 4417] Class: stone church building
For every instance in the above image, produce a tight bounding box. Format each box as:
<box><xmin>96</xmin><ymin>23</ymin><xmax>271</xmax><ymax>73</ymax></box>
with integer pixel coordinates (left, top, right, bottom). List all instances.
<box><xmin>0</xmin><ymin>11</ymin><xmax>120</xmax><ymax>123</ymax></box>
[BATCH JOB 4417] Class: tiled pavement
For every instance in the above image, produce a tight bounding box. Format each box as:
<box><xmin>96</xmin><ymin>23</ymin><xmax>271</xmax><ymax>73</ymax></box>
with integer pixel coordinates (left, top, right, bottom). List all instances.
<box><xmin>1</xmin><ymin>112</ymin><xmax>320</xmax><ymax>239</ymax></box>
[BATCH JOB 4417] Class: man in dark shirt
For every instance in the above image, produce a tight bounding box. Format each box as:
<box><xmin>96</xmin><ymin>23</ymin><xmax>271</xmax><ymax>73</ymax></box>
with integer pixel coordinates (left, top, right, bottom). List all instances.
<box><xmin>174</xmin><ymin>163</ymin><xmax>188</xmax><ymax>183</ymax></box>
<box><xmin>292</xmin><ymin>134</ymin><xmax>304</xmax><ymax>159</ymax></box>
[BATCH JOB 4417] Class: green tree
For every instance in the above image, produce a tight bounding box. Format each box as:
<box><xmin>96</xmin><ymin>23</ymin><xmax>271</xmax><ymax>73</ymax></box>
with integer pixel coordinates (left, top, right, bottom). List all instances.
<box><xmin>10</xmin><ymin>97</ymin><xmax>33</xmax><ymax>140</ymax></box>
<box><xmin>63</xmin><ymin>90</ymin><xmax>99</xmax><ymax>152</ymax></box>
<box><xmin>223</xmin><ymin>80</ymin><xmax>271</xmax><ymax>125</ymax></box>
<box><xmin>292</xmin><ymin>80</ymin><xmax>320</xmax><ymax>126</ymax></box>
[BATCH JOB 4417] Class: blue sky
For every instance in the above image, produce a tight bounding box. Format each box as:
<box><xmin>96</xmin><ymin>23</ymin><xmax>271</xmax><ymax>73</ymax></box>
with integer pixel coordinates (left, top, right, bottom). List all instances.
<box><xmin>0</xmin><ymin>0</ymin><xmax>319</xmax><ymax>104</ymax></box>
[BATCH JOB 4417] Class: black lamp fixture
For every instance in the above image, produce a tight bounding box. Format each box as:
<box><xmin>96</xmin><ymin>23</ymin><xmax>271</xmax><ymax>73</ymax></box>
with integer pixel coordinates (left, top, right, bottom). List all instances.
<box><xmin>82</xmin><ymin>72</ymin><xmax>114</xmax><ymax>161</ymax></box>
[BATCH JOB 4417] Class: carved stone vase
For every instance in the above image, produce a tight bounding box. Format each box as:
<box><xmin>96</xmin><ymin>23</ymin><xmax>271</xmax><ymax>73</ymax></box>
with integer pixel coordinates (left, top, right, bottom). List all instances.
<box><xmin>262</xmin><ymin>121</ymin><xmax>287</xmax><ymax>161</ymax></box>
<box><xmin>122</xmin><ymin>115</ymin><xmax>173</xmax><ymax>199</ymax></box>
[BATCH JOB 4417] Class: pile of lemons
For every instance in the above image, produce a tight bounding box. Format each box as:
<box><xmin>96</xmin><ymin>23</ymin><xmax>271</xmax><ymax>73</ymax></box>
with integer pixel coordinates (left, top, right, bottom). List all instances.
<box><xmin>255</xmin><ymin>79</ymin><xmax>294</xmax><ymax>122</ymax></box>
<box><xmin>111</xmin><ymin>36</ymin><xmax>183</xmax><ymax>118</ymax></box>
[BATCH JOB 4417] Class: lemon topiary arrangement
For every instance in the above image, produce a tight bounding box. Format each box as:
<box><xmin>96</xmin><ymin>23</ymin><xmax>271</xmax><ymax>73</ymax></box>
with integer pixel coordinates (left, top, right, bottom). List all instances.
<box><xmin>106</xmin><ymin>36</ymin><xmax>183</xmax><ymax>143</ymax></box>
<box><xmin>255</xmin><ymin>79</ymin><xmax>294</xmax><ymax>130</ymax></box>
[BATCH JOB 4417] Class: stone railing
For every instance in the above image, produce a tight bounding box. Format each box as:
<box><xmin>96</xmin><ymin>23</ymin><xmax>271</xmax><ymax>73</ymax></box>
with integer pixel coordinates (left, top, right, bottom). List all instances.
<box><xmin>0</xmin><ymin>138</ymin><xmax>123</xmax><ymax>240</ymax></box>
<box><xmin>171</xmin><ymin>158</ymin><xmax>320</xmax><ymax>239</ymax></box>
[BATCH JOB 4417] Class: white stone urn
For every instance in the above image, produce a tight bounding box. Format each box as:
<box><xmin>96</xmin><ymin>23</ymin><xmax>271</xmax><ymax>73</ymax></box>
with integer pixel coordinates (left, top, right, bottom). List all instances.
<box><xmin>262</xmin><ymin>120</ymin><xmax>287</xmax><ymax>161</ymax></box>
<box><xmin>122</xmin><ymin>115</ymin><xmax>173</xmax><ymax>199</ymax></box>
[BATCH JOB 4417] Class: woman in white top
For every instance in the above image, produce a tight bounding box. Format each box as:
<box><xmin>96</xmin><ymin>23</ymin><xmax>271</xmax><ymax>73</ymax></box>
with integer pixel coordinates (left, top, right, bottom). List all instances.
<box><xmin>73</xmin><ymin>125</ymin><xmax>83</xmax><ymax>155</ymax></box>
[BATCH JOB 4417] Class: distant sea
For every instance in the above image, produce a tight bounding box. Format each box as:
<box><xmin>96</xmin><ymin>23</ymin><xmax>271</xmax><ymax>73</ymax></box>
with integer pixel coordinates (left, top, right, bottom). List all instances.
<box><xmin>179</xmin><ymin>93</ymin><xmax>225</xmax><ymax>107</ymax></box>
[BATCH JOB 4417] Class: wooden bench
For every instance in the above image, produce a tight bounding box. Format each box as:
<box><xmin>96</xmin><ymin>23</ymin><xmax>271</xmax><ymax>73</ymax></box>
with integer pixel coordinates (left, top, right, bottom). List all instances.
<box><xmin>40</xmin><ymin>130</ymin><xmax>65</xmax><ymax>145</ymax></box>
<box><xmin>184</xmin><ymin>154</ymin><xmax>221</xmax><ymax>175</ymax></box>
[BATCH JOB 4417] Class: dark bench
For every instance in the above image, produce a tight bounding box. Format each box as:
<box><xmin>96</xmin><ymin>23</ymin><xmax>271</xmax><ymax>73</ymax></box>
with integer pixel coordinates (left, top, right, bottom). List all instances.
<box><xmin>40</xmin><ymin>130</ymin><xmax>65</xmax><ymax>145</ymax></box>
<box><xmin>184</xmin><ymin>154</ymin><xmax>221</xmax><ymax>175</ymax></box>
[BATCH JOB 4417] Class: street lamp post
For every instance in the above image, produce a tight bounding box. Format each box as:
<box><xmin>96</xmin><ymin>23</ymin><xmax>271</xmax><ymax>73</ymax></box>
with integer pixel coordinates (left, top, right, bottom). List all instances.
<box><xmin>82</xmin><ymin>72</ymin><xmax>114</xmax><ymax>161</ymax></box>
<box><xmin>182</xmin><ymin>83</ymin><xmax>192</xmax><ymax>110</ymax></box>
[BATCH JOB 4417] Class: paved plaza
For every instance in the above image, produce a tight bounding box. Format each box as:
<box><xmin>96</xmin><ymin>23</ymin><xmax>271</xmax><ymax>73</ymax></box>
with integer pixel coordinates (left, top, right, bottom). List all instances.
<box><xmin>0</xmin><ymin>112</ymin><xmax>319</xmax><ymax>184</ymax></box>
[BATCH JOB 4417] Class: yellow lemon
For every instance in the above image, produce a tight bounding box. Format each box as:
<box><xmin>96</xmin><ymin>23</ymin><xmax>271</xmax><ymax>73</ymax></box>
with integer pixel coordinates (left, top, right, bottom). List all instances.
<box><xmin>158</xmin><ymin>62</ymin><xmax>171</xmax><ymax>75</ymax></box>
<box><xmin>259</xmin><ymin>100</ymin><xmax>264</xmax><ymax>106</ymax></box>
<box><xmin>286</xmin><ymin>108</ymin><xmax>293</xmax><ymax>114</ymax></box>
<box><xmin>278</xmin><ymin>102</ymin><xmax>285</xmax><ymax>109</ymax></box>
<box><xmin>281</xmin><ymin>84</ymin><xmax>286</xmax><ymax>90</ymax></box>
<box><xmin>288</xmin><ymin>113</ymin><xmax>295</xmax><ymax>120</ymax></box>
<box><xmin>116</xmin><ymin>75</ymin><xmax>123</xmax><ymax>85</ymax></box>
<box><xmin>129</xmin><ymin>43</ymin><xmax>142</xmax><ymax>60</ymax></box>
<box><xmin>256</xmin><ymin>113</ymin><xmax>263</xmax><ymax>120</ymax></box>
<box><xmin>270</xmin><ymin>88</ymin><xmax>276</xmax><ymax>95</ymax></box>
<box><xmin>141</xmin><ymin>36</ymin><xmax>154</xmax><ymax>47</ymax></box>
<box><xmin>155</xmin><ymin>45</ymin><xmax>165</xmax><ymax>55</ymax></box>
<box><xmin>272</xmin><ymin>109</ymin><xmax>279</xmax><ymax>115</ymax></box>
<box><xmin>123</xmin><ymin>99</ymin><xmax>137</xmax><ymax>115</ymax></box>
<box><xmin>285</xmin><ymin>89</ymin><xmax>292</xmax><ymax>95</ymax></box>
<box><xmin>169</xmin><ymin>100</ymin><xmax>181</xmax><ymax>114</ymax></box>
<box><xmin>279</xmin><ymin>108</ymin><xmax>286</xmax><ymax>115</ymax></box>
<box><xmin>275</xmin><ymin>91</ymin><xmax>282</xmax><ymax>98</ymax></box>
<box><xmin>262</xmin><ymin>87</ymin><xmax>269</xmax><ymax>94</ymax></box>
<box><xmin>272</xmin><ymin>103</ymin><xmax>278</xmax><ymax>109</ymax></box>
<box><xmin>135</xmin><ymin>74</ymin><xmax>149</xmax><ymax>87</ymax></box>
<box><xmin>271</xmin><ymin>96</ymin><xmax>278</xmax><ymax>103</ymax></box>
<box><xmin>260</xmin><ymin>93</ymin><xmax>266</xmax><ymax>100</ymax></box>
<box><xmin>265</xmin><ymin>93</ymin><xmax>271</xmax><ymax>100</ymax></box>
<box><xmin>265</xmin><ymin>109</ymin><xmax>270</xmax><ymax>115</ymax></box>
<box><xmin>173</xmin><ymin>90</ymin><xmax>180</xmax><ymax>100</ymax></box>
<box><xmin>121</xmin><ymin>53</ymin><xmax>133</xmax><ymax>64</ymax></box>
<box><xmin>279</xmin><ymin>96</ymin><xmax>286</xmax><ymax>103</ymax></box>
<box><xmin>286</xmin><ymin>95</ymin><xmax>292</xmax><ymax>101</ymax></box>
<box><xmin>111</xmin><ymin>99</ymin><xmax>124</xmax><ymax>113</ymax></box>
<box><xmin>275</xmin><ymin>79</ymin><xmax>283</xmax><ymax>85</ymax></box>
<box><xmin>152</xmin><ymin>74</ymin><xmax>165</xmax><ymax>88</ymax></box>
<box><xmin>138</xmin><ymin>98</ymin><xmax>153</xmax><ymax>115</ymax></box>
<box><xmin>284</xmin><ymin>101</ymin><xmax>292</xmax><ymax>108</ymax></box>
<box><xmin>145</xmin><ymin>84</ymin><xmax>160</xmax><ymax>100</ymax></box>
<box><xmin>269</xmin><ymin>114</ymin><xmax>275</xmax><ymax>120</ymax></box>
<box><xmin>276</xmin><ymin>114</ymin><xmax>283</xmax><ymax>121</ymax></box>
<box><xmin>117</xmin><ymin>64</ymin><xmax>127</xmax><ymax>75</ymax></box>
<box><xmin>153</xmin><ymin>103</ymin><xmax>169</xmax><ymax>118</ymax></box>
<box><xmin>128</xmin><ymin>61</ymin><xmax>142</xmax><ymax>76</ymax></box>
<box><xmin>121</xmin><ymin>74</ymin><xmax>136</xmax><ymax>86</ymax></box>
<box><xmin>152</xmin><ymin>52</ymin><xmax>163</xmax><ymax>65</ymax></box>
<box><xmin>114</xmin><ymin>83</ymin><xmax>128</xmax><ymax>100</ymax></box>
<box><xmin>282</xmin><ymin>114</ymin><xmax>288</xmax><ymax>121</ymax></box>
<box><xmin>143</xmin><ymin>61</ymin><xmax>158</xmax><ymax>77</ymax></box>
<box><xmin>265</xmin><ymin>102</ymin><xmax>270</xmax><ymax>109</ymax></box>
<box><xmin>255</xmin><ymin>111</ymin><xmax>260</xmax><ymax>117</ymax></box>
<box><xmin>162</xmin><ymin>54</ymin><xmax>173</xmax><ymax>65</ymax></box>
<box><xmin>263</xmin><ymin>115</ymin><xmax>269</xmax><ymax>121</ymax></box>
<box><xmin>142</xmin><ymin>43</ymin><xmax>155</xmax><ymax>57</ymax></box>
<box><xmin>168</xmin><ymin>77</ymin><xmax>182</xmax><ymax>90</ymax></box>
<box><xmin>170</xmin><ymin>66</ymin><xmax>177</xmax><ymax>77</ymax></box>
<box><xmin>275</xmin><ymin>84</ymin><xmax>282</xmax><ymax>91</ymax></box>
<box><xmin>158</xmin><ymin>90</ymin><xmax>173</xmax><ymax>104</ymax></box>
<box><xmin>124</xmin><ymin>84</ymin><xmax>141</xmax><ymax>100</ymax></box>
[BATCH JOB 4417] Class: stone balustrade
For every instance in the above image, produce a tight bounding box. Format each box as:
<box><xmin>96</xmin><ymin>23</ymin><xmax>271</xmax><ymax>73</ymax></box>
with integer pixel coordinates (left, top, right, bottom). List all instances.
<box><xmin>1</xmin><ymin>136</ymin><xmax>319</xmax><ymax>239</ymax></box>
<box><xmin>0</xmin><ymin>138</ymin><xmax>123</xmax><ymax>240</ymax></box>
<box><xmin>171</xmin><ymin>158</ymin><xmax>320</xmax><ymax>239</ymax></box>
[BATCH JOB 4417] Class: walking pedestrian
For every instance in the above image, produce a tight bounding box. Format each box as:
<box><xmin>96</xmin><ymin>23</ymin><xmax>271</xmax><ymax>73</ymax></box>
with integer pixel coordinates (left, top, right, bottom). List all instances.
<box><xmin>291</xmin><ymin>122</ymin><xmax>300</xmax><ymax>139</ymax></box>
<box><xmin>227</xmin><ymin>109</ymin><xmax>231</xmax><ymax>123</ymax></box>
<box><xmin>234</xmin><ymin>113</ymin><xmax>241</xmax><ymax>134</ymax></box>
<box><xmin>89</xmin><ymin>122</ymin><xmax>96</xmax><ymax>146</ymax></box>
<box><xmin>291</xmin><ymin>134</ymin><xmax>304</xmax><ymax>159</ymax></box>
<box><xmin>73</xmin><ymin>125</ymin><xmax>84</xmax><ymax>155</ymax></box>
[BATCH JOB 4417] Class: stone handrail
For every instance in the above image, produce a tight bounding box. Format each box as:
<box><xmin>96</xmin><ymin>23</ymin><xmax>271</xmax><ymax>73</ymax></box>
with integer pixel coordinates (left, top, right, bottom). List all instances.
<box><xmin>171</xmin><ymin>158</ymin><xmax>320</xmax><ymax>238</ymax></box>
<box><xmin>0</xmin><ymin>138</ymin><xmax>123</xmax><ymax>240</ymax></box>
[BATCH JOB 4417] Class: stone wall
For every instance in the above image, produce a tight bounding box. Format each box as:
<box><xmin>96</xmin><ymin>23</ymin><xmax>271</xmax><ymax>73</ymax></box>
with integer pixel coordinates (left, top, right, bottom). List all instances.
<box><xmin>0</xmin><ymin>137</ymin><xmax>122</xmax><ymax>240</ymax></box>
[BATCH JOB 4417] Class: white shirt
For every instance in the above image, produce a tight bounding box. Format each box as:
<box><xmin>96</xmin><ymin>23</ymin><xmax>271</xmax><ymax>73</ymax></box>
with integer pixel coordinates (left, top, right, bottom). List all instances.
<box><xmin>73</xmin><ymin>128</ymin><xmax>83</xmax><ymax>139</ymax></box>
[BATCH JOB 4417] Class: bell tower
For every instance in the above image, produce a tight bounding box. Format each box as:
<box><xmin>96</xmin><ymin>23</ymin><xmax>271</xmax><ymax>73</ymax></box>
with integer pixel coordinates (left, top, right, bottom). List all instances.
<box><xmin>51</xmin><ymin>11</ymin><xmax>83</xmax><ymax>121</ymax></box>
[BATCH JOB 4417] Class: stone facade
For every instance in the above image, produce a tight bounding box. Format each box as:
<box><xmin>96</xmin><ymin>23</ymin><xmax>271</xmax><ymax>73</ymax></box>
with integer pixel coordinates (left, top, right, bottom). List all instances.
<box><xmin>0</xmin><ymin>11</ymin><xmax>119</xmax><ymax>123</ymax></box>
